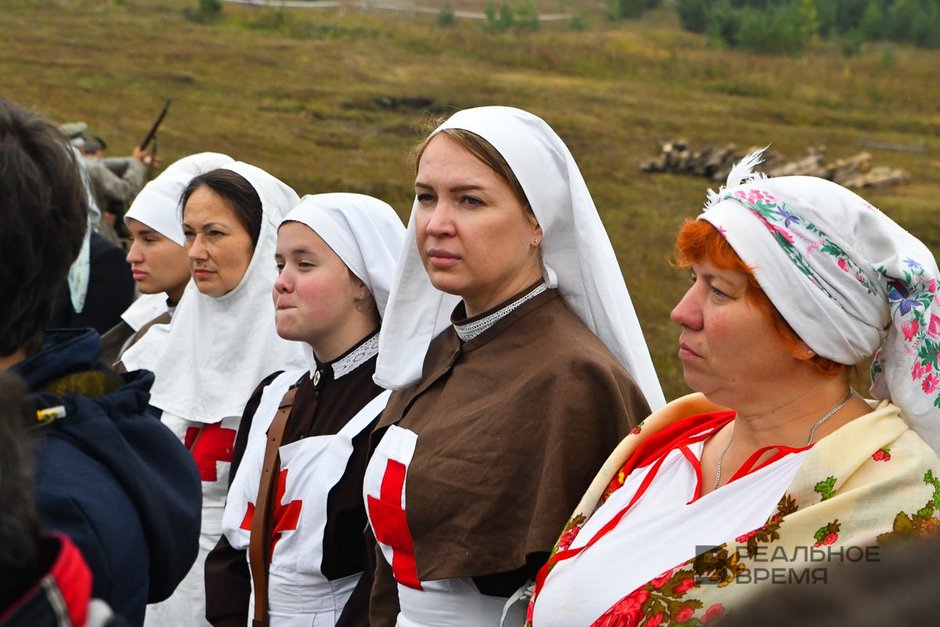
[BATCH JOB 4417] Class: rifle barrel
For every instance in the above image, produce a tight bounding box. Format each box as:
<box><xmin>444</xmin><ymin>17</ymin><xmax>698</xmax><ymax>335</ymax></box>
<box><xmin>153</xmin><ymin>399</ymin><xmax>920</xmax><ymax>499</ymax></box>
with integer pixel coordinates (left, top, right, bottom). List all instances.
<box><xmin>140</xmin><ymin>98</ymin><xmax>172</xmax><ymax>150</ymax></box>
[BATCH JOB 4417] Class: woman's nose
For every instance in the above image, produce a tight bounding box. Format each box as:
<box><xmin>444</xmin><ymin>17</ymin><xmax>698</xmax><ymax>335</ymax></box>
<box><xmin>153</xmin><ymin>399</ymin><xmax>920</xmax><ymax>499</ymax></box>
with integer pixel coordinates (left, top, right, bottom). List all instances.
<box><xmin>424</xmin><ymin>202</ymin><xmax>456</xmax><ymax>237</ymax></box>
<box><xmin>125</xmin><ymin>241</ymin><xmax>143</xmax><ymax>264</ymax></box>
<box><xmin>670</xmin><ymin>284</ymin><xmax>703</xmax><ymax>331</ymax></box>
<box><xmin>273</xmin><ymin>268</ymin><xmax>291</xmax><ymax>293</ymax></box>
<box><xmin>188</xmin><ymin>234</ymin><xmax>207</xmax><ymax>260</ymax></box>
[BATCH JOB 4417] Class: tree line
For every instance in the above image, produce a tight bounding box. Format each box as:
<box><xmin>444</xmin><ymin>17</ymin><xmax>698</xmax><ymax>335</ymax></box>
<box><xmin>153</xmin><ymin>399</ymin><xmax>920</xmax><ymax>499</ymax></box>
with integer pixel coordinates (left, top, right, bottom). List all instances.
<box><xmin>610</xmin><ymin>0</ymin><xmax>940</xmax><ymax>54</ymax></box>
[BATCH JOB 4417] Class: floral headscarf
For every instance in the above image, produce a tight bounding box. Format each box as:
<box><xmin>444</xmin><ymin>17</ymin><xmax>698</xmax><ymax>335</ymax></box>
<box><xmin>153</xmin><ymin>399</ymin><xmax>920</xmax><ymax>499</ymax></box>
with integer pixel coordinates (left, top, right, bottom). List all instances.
<box><xmin>701</xmin><ymin>150</ymin><xmax>940</xmax><ymax>452</ymax></box>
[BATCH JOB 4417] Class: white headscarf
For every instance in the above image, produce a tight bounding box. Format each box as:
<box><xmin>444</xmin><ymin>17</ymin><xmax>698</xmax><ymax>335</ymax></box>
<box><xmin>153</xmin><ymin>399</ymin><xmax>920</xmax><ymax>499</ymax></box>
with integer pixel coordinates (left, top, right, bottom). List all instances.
<box><xmin>701</xmin><ymin>150</ymin><xmax>940</xmax><ymax>452</ymax></box>
<box><xmin>118</xmin><ymin>152</ymin><xmax>235</xmax><ymax>330</ymax></box>
<box><xmin>375</xmin><ymin>106</ymin><xmax>665</xmax><ymax>410</ymax></box>
<box><xmin>121</xmin><ymin>161</ymin><xmax>308</xmax><ymax>423</ymax></box>
<box><xmin>280</xmin><ymin>193</ymin><xmax>406</xmax><ymax>319</ymax></box>
<box><xmin>66</xmin><ymin>146</ymin><xmax>100</xmax><ymax>315</ymax></box>
<box><xmin>125</xmin><ymin>152</ymin><xmax>235</xmax><ymax>245</ymax></box>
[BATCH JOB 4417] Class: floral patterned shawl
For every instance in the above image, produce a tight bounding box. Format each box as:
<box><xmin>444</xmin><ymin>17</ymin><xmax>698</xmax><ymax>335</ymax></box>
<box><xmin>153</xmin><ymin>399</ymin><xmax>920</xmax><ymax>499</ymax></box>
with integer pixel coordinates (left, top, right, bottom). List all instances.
<box><xmin>699</xmin><ymin>153</ymin><xmax>940</xmax><ymax>452</ymax></box>
<box><xmin>529</xmin><ymin>394</ymin><xmax>940</xmax><ymax>626</ymax></box>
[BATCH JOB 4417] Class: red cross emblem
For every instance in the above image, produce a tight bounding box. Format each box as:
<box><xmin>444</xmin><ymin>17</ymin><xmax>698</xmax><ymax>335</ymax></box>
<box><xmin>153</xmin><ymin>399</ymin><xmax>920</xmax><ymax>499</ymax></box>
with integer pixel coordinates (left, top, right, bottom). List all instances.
<box><xmin>367</xmin><ymin>459</ymin><xmax>422</xmax><ymax>590</ymax></box>
<box><xmin>184</xmin><ymin>422</ymin><xmax>237</xmax><ymax>482</ymax></box>
<box><xmin>240</xmin><ymin>468</ymin><xmax>303</xmax><ymax>560</ymax></box>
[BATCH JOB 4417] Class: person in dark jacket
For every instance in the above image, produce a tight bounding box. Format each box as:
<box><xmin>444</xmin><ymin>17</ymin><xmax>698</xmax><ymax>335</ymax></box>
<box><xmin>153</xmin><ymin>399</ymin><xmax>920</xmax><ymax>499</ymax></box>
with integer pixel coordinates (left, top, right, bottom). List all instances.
<box><xmin>0</xmin><ymin>97</ymin><xmax>202</xmax><ymax>626</ymax></box>
<box><xmin>0</xmin><ymin>370</ymin><xmax>129</xmax><ymax>627</ymax></box>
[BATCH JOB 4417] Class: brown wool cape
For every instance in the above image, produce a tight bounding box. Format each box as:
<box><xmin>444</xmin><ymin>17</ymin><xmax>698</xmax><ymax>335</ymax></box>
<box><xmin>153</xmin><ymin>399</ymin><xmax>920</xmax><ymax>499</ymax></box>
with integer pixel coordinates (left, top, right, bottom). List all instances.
<box><xmin>370</xmin><ymin>288</ymin><xmax>650</xmax><ymax>609</ymax></box>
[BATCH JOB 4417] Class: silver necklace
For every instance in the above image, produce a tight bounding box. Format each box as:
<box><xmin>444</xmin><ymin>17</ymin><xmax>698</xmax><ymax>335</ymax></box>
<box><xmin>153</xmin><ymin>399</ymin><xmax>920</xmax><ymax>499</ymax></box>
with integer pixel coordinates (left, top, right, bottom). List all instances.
<box><xmin>713</xmin><ymin>389</ymin><xmax>855</xmax><ymax>490</ymax></box>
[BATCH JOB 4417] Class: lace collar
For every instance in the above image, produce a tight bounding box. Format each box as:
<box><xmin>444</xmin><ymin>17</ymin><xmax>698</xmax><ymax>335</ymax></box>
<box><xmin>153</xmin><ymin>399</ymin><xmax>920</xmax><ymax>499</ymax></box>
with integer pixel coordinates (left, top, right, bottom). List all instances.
<box><xmin>312</xmin><ymin>332</ymin><xmax>379</xmax><ymax>388</ymax></box>
<box><xmin>452</xmin><ymin>283</ymin><xmax>547</xmax><ymax>343</ymax></box>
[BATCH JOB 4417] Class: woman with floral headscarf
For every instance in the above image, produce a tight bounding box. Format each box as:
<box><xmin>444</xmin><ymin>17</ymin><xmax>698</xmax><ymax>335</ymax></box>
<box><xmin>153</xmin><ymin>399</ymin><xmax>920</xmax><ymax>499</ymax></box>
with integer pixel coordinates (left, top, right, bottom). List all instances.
<box><xmin>364</xmin><ymin>106</ymin><xmax>663</xmax><ymax>625</ymax></box>
<box><xmin>528</xmin><ymin>150</ymin><xmax>940</xmax><ymax>626</ymax></box>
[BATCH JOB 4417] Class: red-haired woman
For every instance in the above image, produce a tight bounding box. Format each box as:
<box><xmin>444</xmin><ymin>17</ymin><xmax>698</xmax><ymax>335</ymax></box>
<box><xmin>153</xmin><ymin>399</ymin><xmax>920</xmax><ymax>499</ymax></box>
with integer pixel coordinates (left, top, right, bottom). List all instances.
<box><xmin>529</xmin><ymin>151</ymin><xmax>940</xmax><ymax>626</ymax></box>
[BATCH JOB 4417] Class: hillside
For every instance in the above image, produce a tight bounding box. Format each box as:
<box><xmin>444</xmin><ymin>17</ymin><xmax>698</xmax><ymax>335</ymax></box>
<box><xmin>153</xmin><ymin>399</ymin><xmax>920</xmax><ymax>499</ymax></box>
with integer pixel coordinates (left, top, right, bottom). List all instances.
<box><xmin>2</xmin><ymin>0</ymin><xmax>938</xmax><ymax>399</ymax></box>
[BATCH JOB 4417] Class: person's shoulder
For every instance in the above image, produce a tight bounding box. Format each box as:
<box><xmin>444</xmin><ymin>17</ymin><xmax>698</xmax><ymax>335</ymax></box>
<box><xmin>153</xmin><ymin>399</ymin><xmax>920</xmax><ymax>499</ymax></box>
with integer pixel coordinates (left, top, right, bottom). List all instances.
<box><xmin>881</xmin><ymin>422</ymin><xmax>940</xmax><ymax>468</ymax></box>
<box><xmin>518</xmin><ymin>297</ymin><xmax>626</xmax><ymax>371</ymax></box>
<box><xmin>522</xmin><ymin>293</ymin><xmax>610</xmax><ymax>343</ymax></box>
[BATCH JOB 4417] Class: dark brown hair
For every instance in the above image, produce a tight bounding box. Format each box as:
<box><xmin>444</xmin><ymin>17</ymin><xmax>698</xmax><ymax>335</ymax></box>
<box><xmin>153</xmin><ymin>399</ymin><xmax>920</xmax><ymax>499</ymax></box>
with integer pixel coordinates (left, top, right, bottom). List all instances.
<box><xmin>0</xmin><ymin>99</ymin><xmax>88</xmax><ymax>356</ymax></box>
<box><xmin>181</xmin><ymin>168</ymin><xmax>263</xmax><ymax>249</ymax></box>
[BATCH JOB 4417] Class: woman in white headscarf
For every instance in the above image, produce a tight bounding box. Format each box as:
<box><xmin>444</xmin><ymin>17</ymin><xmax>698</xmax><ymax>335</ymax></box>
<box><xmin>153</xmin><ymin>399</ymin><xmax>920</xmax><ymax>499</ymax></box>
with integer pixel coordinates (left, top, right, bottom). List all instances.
<box><xmin>101</xmin><ymin>152</ymin><xmax>235</xmax><ymax>365</ymax></box>
<box><xmin>123</xmin><ymin>162</ymin><xmax>308</xmax><ymax>627</ymax></box>
<box><xmin>365</xmin><ymin>106</ymin><xmax>663</xmax><ymax>626</ymax></box>
<box><xmin>528</xmin><ymin>150</ymin><xmax>940</xmax><ymax>626</ymax></box>
<box><xmin>205</xmin><ymin>193</ymin><xmax>405</xmax><ymax>627</ymax></box>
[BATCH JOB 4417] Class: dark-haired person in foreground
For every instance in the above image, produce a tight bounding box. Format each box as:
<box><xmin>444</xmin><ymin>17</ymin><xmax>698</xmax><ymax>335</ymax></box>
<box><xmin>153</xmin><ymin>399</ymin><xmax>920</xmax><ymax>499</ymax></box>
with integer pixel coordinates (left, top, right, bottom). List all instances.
<box><xmin>0</xmin><ymin>98</ymin><xmax>201</xmax><ymax>626</ymax></box>
<box><xmin>0</xmin><ymin>370</ymin><xmax>130</xmax><ymax>627</ymax></box>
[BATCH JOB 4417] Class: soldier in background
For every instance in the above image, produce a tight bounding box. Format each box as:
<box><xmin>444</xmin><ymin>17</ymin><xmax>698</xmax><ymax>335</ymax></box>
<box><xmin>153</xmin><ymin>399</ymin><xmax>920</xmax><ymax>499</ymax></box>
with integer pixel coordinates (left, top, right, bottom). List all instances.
<box><xmin>59</xmin><ymin>122</ymin><xmax>159</xmax><ymax>246</ymax></box>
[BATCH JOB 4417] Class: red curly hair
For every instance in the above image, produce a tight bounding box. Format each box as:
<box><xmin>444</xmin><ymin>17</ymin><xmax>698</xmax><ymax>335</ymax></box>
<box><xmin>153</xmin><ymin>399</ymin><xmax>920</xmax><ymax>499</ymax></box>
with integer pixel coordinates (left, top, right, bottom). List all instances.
<box><xmin>675</xmin><ymin>219</ymin><xmax>844</xmax><ymax>377</ymax></box>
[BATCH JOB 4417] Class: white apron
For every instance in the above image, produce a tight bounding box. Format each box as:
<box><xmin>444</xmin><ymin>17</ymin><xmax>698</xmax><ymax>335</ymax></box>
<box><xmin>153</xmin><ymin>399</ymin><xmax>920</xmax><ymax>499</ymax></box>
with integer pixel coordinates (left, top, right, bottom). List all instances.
<box><xmin>223</xmin><ymin>370</ymin><xmax>391</xmax><ymax>627</ymax></box>
<box><xmin>145</xmin><ymin>411</ymin><xmax>240</xmax><ymax>627</ymax></box>
<box><xmin>364</xmin><ymin>425</ymin><xmax>526</xmax><ymax>627</ymax></box>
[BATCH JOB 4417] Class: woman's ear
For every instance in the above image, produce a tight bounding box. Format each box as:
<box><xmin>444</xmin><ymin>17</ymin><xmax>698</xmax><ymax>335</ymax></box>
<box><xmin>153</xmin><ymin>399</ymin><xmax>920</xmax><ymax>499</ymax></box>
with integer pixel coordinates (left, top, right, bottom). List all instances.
<box><xmin>794</xmin><ymin>340</ymin><xmax>815</xmax><ymax>362</ymax></box>
<box><xmin>530</xmin><ymin>214</ymin><xmax>543</xmax><ymax>239</ymax></box>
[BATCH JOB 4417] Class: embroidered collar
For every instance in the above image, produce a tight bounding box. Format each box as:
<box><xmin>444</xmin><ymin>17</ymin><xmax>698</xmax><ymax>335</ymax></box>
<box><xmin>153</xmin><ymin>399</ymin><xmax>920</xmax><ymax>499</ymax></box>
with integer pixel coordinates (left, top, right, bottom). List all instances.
<box><xmin>452</xmin><ymin>283</ymin><xmax>548</xmax><ymax>342</ymax></box>
<box><xmin>312</xmin><ymin>332</ymin><xmax>379</xmax><ymax>388</ymax></box>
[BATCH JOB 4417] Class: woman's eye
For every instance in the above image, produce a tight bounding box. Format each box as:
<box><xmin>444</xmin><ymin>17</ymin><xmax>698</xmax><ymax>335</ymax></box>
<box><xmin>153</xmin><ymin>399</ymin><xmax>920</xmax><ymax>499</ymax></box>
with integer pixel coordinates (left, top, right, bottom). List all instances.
<box><xmin>710</xmin><ymin>286</ymin><xmax>729</xmax><ymax>299</ymax></box>
<box><xmin>298</xmin><ymin>261</ymin><xmax>314</xmax><ymax>270</ymax></box>
<box><xmin>416</xmin><ymin>192</ymin><xmax>434</xmax><ymax>203</ymax></box>
<box><xmin>461</xmin><ymin>195</ymin><xmax>482</xmax><ymax>206</ymax></box>
<box><xmin>275</xmin><ymin>263</ymin><xmax>284</xmax><ymax>273</ymax></box>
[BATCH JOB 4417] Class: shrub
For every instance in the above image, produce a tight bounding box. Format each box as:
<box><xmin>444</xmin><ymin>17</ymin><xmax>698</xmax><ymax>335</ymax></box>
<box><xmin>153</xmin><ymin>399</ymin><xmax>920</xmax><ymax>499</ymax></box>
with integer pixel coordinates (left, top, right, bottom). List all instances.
<box><xmin>841</xmin><ymin>28</ymin><xmax>864</xmax><ymax>56</ymax></box>
<box><xmin>737</xmin><ymin>4</ymin><xmax>805</xmax><ymax>55</ymax></box>
<box><xmin>484</xmin><ymin>2</ymin><xmax>515</xmax><ymax>32</ymax></box>
<box><xmin>184</xmin><ymin>0</ymin><xmax>221</xmax><ymax>23</ymax></box>
<box><xmin>858</xmin><ymin>1</ymin><xmax>884</xmax><ymax>40</ymax></box>
<box><xmin>607</xmin><ymin>0</ymin><xmax>661</xmax><ymax>21</ymax></box>
<box><xmin>438</xmin><ymin>1</ymin><xmax>456</xmax><ymax>27</ymax></box>
<box><xmin>199</xmin><ymin>0</ymin><xmax>221</xmax><ymax>18</ymax></box>
<box><xmin>569</xmin><ymin>12</ymin><xmax>589</xmax><ymax>31</ymax></box>
<box><xmin>515</xmin><ymin>0</ymin><xmax>540</xmax><ymax>31</ymax></box>
<box><xmin>677</xmin><ymin>0</ymin><xmax>709</xmax><ymax>33</ymax></box>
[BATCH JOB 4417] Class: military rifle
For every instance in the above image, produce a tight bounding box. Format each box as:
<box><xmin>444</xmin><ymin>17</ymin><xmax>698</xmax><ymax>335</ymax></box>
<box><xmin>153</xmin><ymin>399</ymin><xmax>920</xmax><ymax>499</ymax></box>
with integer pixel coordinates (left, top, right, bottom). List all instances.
<box><xmin>140</xmin><ymin>98</ymin><xmax>171</xmax><ymax>151</ymax></box>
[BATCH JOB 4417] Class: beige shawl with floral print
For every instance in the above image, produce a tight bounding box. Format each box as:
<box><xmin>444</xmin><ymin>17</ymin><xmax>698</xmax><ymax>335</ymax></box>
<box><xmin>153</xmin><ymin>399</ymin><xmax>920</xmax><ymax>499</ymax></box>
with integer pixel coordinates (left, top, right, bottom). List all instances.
<box><xmin>531</xmin><ymin>394</ymin><xmax>940</xmax><ymax>626</ymax></box>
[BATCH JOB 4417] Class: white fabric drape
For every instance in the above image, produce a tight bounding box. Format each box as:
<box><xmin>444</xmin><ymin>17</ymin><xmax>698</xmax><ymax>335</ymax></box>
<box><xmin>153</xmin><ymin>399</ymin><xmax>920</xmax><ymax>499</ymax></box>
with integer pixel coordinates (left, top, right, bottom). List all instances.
<box><xmin>281</xmin><ymin>193</ymin><xmax>406</xmax><ymax>319</ymax></box>
<box><xmin>125</xmin><ymin>152</ymin><xmax>234</xmax><ymax>245</ymax></box>
<box><xmin>121</xmin><ymin>161</ymin><xmax>308</xmax><ymax>423</ymax></box>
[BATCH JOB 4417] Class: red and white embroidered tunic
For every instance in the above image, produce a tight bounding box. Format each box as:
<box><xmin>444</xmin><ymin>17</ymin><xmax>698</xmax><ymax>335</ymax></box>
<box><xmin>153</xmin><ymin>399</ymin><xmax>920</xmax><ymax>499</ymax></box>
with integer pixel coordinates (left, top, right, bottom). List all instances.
<box><xmin>531</xmin><ymin>412</ymin><xmax>811</xmax><ymax>626</ymax></box>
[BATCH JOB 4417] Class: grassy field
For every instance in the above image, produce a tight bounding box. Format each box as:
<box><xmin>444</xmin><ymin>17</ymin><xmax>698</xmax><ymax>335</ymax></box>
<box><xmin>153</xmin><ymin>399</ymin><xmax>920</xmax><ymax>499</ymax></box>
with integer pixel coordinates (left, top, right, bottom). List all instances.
<box><xmin>2</xmin><ymin>0</ymin><xmax>938</xmax><ymax>399</ymax></box>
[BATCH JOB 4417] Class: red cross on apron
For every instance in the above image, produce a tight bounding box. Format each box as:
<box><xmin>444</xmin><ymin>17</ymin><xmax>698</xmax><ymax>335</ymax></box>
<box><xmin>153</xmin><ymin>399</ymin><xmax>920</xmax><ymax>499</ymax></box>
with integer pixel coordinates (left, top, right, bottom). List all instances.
<box><xmin>367</xmin><ymin>459</ymin><xmax>423</xmax><ymax>590</ymax></box>
<box><xmin>240</xmin><ymin>468</ymin><xmax>304</xmax><ymax>561</ymax></box>
<box><xmin>185</xmin><ymin>422</ymin><xmax>237</xmax><ymax>482</ymax></box>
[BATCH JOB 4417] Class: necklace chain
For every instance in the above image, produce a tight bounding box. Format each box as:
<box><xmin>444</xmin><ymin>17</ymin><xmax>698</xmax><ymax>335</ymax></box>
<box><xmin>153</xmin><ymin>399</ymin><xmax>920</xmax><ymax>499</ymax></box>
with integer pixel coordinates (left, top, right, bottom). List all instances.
<box><xmin>713</xmin><ymin>389</ymin><xmax>855</xmax><ymax>490</ymax></box>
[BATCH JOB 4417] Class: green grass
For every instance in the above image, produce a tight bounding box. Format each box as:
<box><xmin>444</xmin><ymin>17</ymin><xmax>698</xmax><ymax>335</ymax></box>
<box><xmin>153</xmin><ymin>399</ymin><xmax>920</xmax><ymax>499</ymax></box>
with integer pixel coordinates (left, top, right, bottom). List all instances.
<box><xmin>3</xmin><ymin>0</ymin><xmax>938</xmax><ymax>400</ymax></box>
